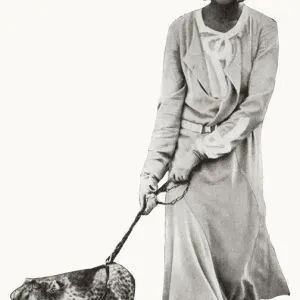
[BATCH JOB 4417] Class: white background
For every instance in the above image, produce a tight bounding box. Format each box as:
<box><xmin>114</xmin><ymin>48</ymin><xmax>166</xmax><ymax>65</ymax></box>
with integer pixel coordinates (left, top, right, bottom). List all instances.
<box><xmin>0</xmin><ymin>0</ymin><xmax>299</xmax><ymax>299</ymax></box>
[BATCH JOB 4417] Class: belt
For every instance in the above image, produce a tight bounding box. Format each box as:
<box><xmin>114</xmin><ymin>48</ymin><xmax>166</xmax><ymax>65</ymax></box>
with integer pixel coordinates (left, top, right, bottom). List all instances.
<box><xmin>181</xmin><ymin>119</ymin><xmax>217</xmax><ymax>134</ymax></box>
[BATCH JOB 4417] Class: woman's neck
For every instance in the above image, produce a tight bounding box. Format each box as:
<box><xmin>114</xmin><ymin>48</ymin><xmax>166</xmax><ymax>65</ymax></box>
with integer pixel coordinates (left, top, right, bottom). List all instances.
<box><xmin>206</xmin><ymin>2</ymin><xmax>243</xmax><ymax>21</ymax></box>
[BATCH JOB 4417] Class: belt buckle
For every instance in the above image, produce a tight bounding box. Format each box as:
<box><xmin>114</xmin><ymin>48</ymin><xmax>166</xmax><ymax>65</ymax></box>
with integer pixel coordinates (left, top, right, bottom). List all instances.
<box><xmin>205</xmin><ymin>126</ymin><xmax>211</xmax><ymax>133</ymax></box>
<box><xmin>201</xmin><ymin>124</ymin><xmax>217</xmax><ymax>134</ymax></box>
<box><xmin>197</xmin><ymin>124</ymin><xmax>203</xmax><ymax>133</ymax></box>
<box><xmin>201</xmin><ymin>125</ymin><xmax>210</xmax><ymax>134</ymax></box>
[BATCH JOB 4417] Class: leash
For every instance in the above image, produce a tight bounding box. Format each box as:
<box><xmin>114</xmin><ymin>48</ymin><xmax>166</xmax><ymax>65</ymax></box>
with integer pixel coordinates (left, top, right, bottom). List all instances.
<box><xmin>105</xmin><ymin>179</ymin><xmax>190</xmax><ymax>264</ymax></box>
<box><xmin>100</xmin><ymin>179</ymin><xmax>190</xmax><ymax>300</ymax></box>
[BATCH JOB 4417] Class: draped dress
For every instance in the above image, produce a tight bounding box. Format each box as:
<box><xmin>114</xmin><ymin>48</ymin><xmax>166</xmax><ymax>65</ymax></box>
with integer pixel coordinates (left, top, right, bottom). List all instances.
<box><xmin>141</xmin><ymin>5</ymin><xmax>290</xmax><ymax>300</ymax></box>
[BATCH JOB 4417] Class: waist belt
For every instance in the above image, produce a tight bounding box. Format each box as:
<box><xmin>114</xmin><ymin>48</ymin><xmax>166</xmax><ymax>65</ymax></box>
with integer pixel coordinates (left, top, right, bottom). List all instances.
<box><xmin>181</xmin><ymin>119</ymin><xmax>217</xmax><ymax>134</ymax></box>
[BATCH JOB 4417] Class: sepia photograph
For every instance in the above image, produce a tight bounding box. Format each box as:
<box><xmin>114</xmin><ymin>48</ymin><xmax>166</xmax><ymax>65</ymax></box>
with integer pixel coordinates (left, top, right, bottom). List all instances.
<box><xmin>1</xmin><ymin>0</ymin><xmax>298</xmax><ymax>299</ymax></box>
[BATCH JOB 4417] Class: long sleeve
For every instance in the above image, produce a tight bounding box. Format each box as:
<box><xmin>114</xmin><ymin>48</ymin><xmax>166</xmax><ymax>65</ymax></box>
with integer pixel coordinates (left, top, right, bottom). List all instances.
<box><xmin>141</xmin><ymin>20</ymin><xmax>187</xmax><ymax>180</ymax></box>
<box><xmin>195</xmin><ymin>21</ymin><xmax>279</xmax><ymax>159</ymax></box>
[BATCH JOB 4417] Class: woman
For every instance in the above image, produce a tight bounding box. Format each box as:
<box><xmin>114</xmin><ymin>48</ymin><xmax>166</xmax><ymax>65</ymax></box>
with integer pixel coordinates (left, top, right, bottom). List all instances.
<box><xmin>139</xmin><ymin>0</ymin><xmax>290</xmax><ymax>299</ymax></box>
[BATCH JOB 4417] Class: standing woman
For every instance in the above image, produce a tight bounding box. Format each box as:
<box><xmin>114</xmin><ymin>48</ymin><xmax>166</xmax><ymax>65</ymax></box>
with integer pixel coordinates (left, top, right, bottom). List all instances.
<box><xmin>139</xmin><ymin>0</ymin><xmax>290</xmax><ymax>299</ymax></box>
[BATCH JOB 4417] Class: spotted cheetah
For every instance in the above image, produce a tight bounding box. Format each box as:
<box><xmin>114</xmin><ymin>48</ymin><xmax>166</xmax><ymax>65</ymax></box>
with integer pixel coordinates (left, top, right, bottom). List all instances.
<box><xmin>10</xmin><ymin>262</ymin><xmax>135</xmax><ymax>300</ymax></box>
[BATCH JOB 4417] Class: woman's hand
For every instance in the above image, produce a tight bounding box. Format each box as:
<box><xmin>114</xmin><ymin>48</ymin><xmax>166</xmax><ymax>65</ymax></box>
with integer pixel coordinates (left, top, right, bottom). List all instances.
<box><xmin>169</xmin><ymin>149</ymin><xmax>203</xmax><ymax>183</ymax></box>
<box><xmin>139</xmin><ymin>174</ymin><xmax>159</xmax><ymax>215</ymax></box>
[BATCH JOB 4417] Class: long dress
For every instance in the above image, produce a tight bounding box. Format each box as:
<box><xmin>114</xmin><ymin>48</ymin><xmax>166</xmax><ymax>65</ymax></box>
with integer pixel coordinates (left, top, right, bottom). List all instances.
<box><xmin>141</xmin><ymin>5</ymin><xmax>290</xmax><ymax>300</ymax></box>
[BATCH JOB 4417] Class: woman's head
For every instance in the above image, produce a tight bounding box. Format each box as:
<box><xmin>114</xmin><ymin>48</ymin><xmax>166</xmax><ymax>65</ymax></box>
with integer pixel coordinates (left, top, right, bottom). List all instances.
<box><xmin>211</xmin><ymin>0</ymin><xmax>244</xmax><ymax>4</ymax></box>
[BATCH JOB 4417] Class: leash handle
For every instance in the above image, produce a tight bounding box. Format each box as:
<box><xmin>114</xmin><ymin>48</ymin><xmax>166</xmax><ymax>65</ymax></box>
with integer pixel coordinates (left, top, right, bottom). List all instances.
<box><xmin>155</xmin><ymin>180</ymin><xmax>190</xmax><ymax>206</ymax></box>
<box><xmin>105</xmin><ymin>180</ymin><xmax>189</xmax><ymax>264</ymax></box>
<box><xmin>154</xmin><ymin>179</ymin><xmax>190</xmax><ymax>205</ymax></box>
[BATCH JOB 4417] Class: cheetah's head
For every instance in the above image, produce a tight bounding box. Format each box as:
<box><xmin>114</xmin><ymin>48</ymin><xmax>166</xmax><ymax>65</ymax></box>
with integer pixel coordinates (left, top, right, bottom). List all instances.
<box><xmin>10</xmin><ymin>278</ymin><xmax>68</xmax><ymax>300</ymax></box>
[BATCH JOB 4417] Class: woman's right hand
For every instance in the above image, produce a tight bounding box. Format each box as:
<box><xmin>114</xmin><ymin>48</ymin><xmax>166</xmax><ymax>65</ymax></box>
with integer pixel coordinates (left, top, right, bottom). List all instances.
<box><xmin>139</xmin><ymin>174</ymin><xmax>159</xmax><ymax>215</ymax></box>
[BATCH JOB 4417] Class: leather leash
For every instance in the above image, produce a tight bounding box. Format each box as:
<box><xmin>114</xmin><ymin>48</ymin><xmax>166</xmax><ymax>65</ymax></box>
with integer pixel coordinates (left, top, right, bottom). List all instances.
<box><xmin>105</xmin><ymin>179</ymin><xmax>190</xmax><ymax>264</ymax></box>
<box><xmin>100</xmin><ymin>180</ymin><xmax>190</xmax><ymax>299</ymax></box>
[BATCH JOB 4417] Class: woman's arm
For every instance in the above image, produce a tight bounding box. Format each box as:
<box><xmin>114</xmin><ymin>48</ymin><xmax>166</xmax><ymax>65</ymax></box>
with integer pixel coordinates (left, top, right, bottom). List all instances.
<box><xmin>195</xmin><ymin>20</ymin><xmax>279</xmax><ymax>159</ymax></box>
<box><xmin>141</xmin><ymin>18</ymin><xmax>187</xmax><ymax>181</ymax></box>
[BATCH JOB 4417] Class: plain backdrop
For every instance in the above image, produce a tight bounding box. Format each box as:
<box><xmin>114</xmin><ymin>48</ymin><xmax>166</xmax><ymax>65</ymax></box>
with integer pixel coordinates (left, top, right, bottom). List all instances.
<box><xmin>0</xmin><ymin>0</ymin><xmax>299</xmax><ymax>299</ymax></box>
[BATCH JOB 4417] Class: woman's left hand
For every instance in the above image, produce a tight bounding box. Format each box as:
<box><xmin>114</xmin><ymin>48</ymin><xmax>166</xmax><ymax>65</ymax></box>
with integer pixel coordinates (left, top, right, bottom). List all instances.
<box><xmin>169</xmin><ymin>149</ymin><xmax>201</xmax><ymax>183</ymax></box>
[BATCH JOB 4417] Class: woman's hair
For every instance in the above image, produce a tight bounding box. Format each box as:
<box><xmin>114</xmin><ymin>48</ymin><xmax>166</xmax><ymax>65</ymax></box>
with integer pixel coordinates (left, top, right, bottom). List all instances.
<box><xmin>205</xmin><ymin>0</ymin><xmax>246</xmax><ymax>1</ymax></box>
<box><xmin>212</xmin><ymin>0</ymin><xmax>246</xmax><ymax>1</ymax></box>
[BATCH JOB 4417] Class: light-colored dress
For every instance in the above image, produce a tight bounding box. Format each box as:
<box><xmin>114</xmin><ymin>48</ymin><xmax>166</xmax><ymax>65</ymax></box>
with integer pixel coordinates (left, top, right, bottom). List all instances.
<box><xmin>142</xmin><ymin>5</ymin><xmax>290</xmax><ymax>300</ymax></box>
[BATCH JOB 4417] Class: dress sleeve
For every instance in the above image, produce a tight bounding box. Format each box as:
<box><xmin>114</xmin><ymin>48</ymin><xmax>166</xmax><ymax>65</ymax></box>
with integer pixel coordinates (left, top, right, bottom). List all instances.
<box><xmin>194</xmin><ymin>21</ymin><xmax>279</xmax><ymax>159</ymax></box>
<box><xmin>141</xmin><ymin>20</ymin><xmax>187</xmax><ymax>180</ymax></box>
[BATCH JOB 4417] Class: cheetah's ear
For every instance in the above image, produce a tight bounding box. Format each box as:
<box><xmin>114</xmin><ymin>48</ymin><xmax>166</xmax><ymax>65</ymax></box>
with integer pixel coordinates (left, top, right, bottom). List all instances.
<box><xmin>46</xmin><ymin>280</ymin><xmax>65</xmax><ymax>294</ymax></box>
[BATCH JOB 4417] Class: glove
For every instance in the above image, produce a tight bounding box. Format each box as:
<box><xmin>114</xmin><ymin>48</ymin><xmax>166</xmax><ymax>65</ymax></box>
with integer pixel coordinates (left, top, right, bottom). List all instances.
<box><xmin>169</xmin><ymin>146</ymin><xmax>207</xmax><ymax>183</ymax></box>
<box><xmin>139</xmin><ymin>173</ymin><xmax>159</xmax><ymax>215</ymax></box>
